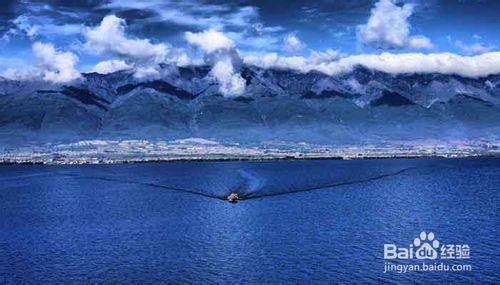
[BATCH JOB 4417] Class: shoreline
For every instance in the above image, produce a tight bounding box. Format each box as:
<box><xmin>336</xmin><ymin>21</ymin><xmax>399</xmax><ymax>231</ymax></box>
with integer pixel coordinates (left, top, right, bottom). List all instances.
<box><xmin>1</xmin><ymin>152</ymin><xmax>498</xmax><ymax>166</ymax></box>
<box><xmin>1</xmin><ymin>138</ymin><xmax>498</xmax><ymax>165</ymax></box>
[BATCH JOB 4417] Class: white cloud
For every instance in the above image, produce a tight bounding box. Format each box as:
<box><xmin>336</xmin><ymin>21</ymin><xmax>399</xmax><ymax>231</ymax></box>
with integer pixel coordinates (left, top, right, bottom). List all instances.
<box><xmin>102</xmin><ymin>0</ymin><xmax>258</xmax><ymax>30</ymax></box>
<box><xmin>244</xmin><ymin>53</ymin><xmax>308</xmax><ymax>72</ymax></box>
<box><xmin>185</xmin><ymin>29</ymin><xmax>235</xmax><ymax>53</ymax></box>
<box><xmin>244</xmin><ymin>49</ymin><xmax>342</xmax><ymax>73</ymax></box>
<box><xmin>455</xmin><ymin>41</ymin><xmax>496</xmax><ymax>55</ymax></box>
<box><xmin>134</xmin><ymin>66</ymin><xmax>164</xmax><ymax>80</ymax></box>
<box><xmin>357</xmin><ymin>0</ymin><xmax>433</xmax><ymax>50</ymax></box>
<box><xmin>1</xmin><ymin>67</ymin><xmax>39</xmax><ymax>81</ymax></box>
<box><xmin>1</xmin><ymin>15</ymin><xmax>39</xmax><ymax>41</ymax></box>
<box><xmin>33</xmin><ymin>42</ymin><xmax>81</xmax><ymax>83</ymax></box>
<box><xmin>84</xmin><ymin>15</ymin><xmax>169</xmax><ymax>79</ymax></box>
<box><xmin>170</xmin><ymin>49</ymin><xmax>201</xmax><ymax>67</ymax></box>
<box><xmin>408</xmin><ymin>36</ymin><xmax>433</xmax><ymax>50</ymax></box>
<box><xmin>283</xmin><ymin>34</ymin><xmax>306</xmax><ymax>53</ymax></box>
<box><xmin>185</xmin><ymin>29</ymin><xmax>246</xmax><ymax>97</ymax></box>
<box><xmin>1</xmin><ymin>42</ymin><xmax>80</xmax><ymax>83</ymax></box>
<box><xmin>1</xmin><ymin>13</ymin><xmax>84</xmax><ymax>42</ymax></box>
<box><xmin>101</xmin><ymin>0</ymin><xmax>283</xmax><ymax>55</ymax></box>
<box><xmin>91</xmin><ymin>60</ymin><xmax>132</xmax><ymax>74</ymax></box>
<box><xmin>244</xmin><ymin>51</ymin><xmax>500</xmax><ymax>78</ymax></box>
<box><xmin>211</xmin><ymin>58</ymin><xmax>246</xmax><ymax>96</ymax></box>
<box><xmin>346</xmin><ymin>78</ymin><xmax>364</xmax><ymax>93</ymax></box>
<box><xmin>225</xmin><ymin>23</ymin><xmax>283</xmax><ymax>53</ymax></box>
<box><xmin>84</xmin><ymin>15</ymin><xmax>167</xmax><ymax>62</ymax></box>
<box><xmin>12</xmin><ymin>15</ymin><xmax>39</xmax><ymax>38</ymax></box>
<box><xmin>308</xmin><ymin>49</ymin><xmax>342</xmax><ymax>64</ymax></box>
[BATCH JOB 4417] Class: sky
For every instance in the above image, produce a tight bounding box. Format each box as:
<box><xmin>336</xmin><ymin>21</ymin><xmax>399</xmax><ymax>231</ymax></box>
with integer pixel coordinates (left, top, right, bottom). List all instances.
<box><xmin>0</xmin><ymin>0</ymin><xmax>499</xmax><ymax>90</ymax></box>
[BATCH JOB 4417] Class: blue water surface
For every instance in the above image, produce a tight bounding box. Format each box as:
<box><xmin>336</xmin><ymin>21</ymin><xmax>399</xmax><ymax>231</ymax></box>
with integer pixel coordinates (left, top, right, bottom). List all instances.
<box><xmin>0</xmin><ymin>157</ymin><xmax>498</xmax><ymax>283</ymax></box>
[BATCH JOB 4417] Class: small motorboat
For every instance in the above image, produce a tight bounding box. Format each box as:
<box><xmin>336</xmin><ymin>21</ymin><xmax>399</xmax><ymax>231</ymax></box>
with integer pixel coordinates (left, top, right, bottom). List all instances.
<box><xmin>227</xmin><ymin>193</ymin><xmax>239</xmax><ymax>203</ymax></box>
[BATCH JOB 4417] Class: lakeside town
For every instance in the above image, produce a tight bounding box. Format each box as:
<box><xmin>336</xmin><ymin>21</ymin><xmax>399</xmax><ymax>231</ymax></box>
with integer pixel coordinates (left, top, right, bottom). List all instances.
<box><xmin>0</xmin><ymin>138</ymin><xmax>498</xmax><ymax>165</ymax></box>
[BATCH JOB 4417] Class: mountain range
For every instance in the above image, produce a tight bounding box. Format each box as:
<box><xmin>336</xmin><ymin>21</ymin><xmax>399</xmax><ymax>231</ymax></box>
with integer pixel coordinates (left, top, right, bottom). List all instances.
<box><xmin>1</xmin><ymin>65</ymin><xmax>499</xmax><ymax>148</ymax></box>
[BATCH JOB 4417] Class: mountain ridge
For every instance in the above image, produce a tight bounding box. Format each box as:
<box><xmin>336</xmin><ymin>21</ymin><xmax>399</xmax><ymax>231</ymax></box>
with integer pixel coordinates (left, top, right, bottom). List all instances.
<box><xmin>0</xmin><ymin>65</ymin><xmax>499</xmax><ymax>147</ymax></box>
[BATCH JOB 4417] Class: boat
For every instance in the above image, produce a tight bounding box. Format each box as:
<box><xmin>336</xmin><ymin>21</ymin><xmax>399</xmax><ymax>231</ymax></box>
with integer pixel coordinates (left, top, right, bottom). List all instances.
<box><xmin>227</xmin><ymin>193</ymin><xmax>239</xmax><ymax>203</ymax></box>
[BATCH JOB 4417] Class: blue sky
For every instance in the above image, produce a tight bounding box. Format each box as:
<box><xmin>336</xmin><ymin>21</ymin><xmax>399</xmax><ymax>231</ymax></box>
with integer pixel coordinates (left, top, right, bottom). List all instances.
<box><xmin>0</xmin><ymin>0</ymin><xmax>499</xmax><ymax>78</ymax></box>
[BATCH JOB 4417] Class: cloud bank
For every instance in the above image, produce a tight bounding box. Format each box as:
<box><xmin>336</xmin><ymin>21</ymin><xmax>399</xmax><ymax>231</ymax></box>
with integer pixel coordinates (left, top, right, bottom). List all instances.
<box><xmin>357</xmin><ymin>0</ymin><xmax>433</xmax><ymax>50</ymax></box>
<box><xmin>243</xmin><ymin>49</ymin><xmax>343</xmax><ymax>73</ymax></box>
<box><xmin>245</xmin><ymin>51</ymin><xmax>500</xmax><ymax>78</ymax></box>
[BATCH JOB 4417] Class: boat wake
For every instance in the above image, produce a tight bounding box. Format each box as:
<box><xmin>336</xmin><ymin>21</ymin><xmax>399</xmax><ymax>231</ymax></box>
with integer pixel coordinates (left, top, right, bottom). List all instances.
<box><xmin>42</xmin><ymin>166</ymin><xmax>420</xmax><ymax>202</ymax></box>
<box><xmin>58</xmin><ymin>173</ymin><xmax>224</xmax><ymax>200</ymax></box>
<box><xmin>242</xmin><ymin>166</ymin><xmax>418</xmax><ymax>200</ymax></box>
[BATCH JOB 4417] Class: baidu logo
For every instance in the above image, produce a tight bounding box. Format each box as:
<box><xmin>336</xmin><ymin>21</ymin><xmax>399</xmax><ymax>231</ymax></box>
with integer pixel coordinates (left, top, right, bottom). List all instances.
<box><xmin>384</xmin><ymin>231</ymin><xmax>469</xmax><ymax>260</ymax></box>
<box><xmin>383</xmin><ymin>231</ymin><xmax>472</xmax><ymax>273</ymax></box>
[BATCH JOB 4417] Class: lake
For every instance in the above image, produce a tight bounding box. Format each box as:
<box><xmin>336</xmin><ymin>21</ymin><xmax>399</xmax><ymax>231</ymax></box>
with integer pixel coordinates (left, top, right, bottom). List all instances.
<box><xmin>0</xmin><ymin>157</ymin><xmax>498</xmax><ymax>283</ymax></box>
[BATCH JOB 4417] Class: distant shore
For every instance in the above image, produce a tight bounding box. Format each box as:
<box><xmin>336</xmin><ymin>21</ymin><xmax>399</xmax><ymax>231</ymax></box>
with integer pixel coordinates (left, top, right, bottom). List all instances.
<box><xmin>1</xmin><ymin>138</ymin><xmax>498</xmax><ymax>165</ymax></box>
<box><xmin>1</xmin><ymin>152</ymin><xmax>498</xmax><ymax>166</ymax></box>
